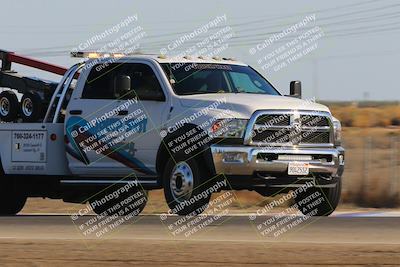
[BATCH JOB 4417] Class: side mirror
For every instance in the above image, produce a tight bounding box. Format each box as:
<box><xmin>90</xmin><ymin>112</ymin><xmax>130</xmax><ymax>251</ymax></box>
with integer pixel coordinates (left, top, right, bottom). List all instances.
<box><xmin>114</xmin><ymin>75</ymin><xmax>131</xmax><ymax>97</ymax></box>
<box><xmin>290</xmin><ymin>80</ymin><xmax>302</xmax><ymax>98</ymax></box>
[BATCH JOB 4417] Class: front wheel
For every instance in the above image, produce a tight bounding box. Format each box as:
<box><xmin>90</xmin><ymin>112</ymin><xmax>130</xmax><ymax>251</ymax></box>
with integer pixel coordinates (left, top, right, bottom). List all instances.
<box><xmin>294</xmin><ymin>179</ymin><xmax>342</xmax><ymax>216</ymax></box>
<box><xmin>163</xmin><ymin>157</ymin><xmax>213</xmax><ymax>216</ymax></box>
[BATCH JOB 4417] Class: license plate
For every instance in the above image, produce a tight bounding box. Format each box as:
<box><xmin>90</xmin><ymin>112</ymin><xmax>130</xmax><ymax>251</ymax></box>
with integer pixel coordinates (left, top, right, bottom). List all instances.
<box><xmin>288</xmin><ymin>162</ymin><xmax>309</xmax><ymax>175</ymax></box>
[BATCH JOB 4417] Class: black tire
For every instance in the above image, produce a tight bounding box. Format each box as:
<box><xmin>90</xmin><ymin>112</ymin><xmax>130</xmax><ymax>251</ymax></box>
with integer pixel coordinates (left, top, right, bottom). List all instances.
<box><xmin>294</xmin><ymin>179</ymin><xmax>342</xmax><ymax>217</ymax></box>
<box><xmin>90</xmin><ymin>187</ymin><xmax>148</xmax><ymax>216</ymax></box>
<box><xmin>20</xmin><ymin>92</ymin><xmax>43</xmax><ymax>122</ymax></box>
<box><xmin>163</xmin><ymin>156</ymin><xmax>213</xmax><ymax>216</ymax></box>
<box><xmin>0</xmin><ymin>177</ymin><xmax>27</xmax><ymax>215</ymax></box>
<box><xmin>0</xmin><ymin>91</ymin><xmax>19</xmax><ymax>122</ymax></box>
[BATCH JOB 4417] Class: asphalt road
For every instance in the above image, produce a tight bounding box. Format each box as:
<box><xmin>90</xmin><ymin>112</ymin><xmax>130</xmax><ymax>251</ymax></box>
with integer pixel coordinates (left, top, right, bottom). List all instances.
<box><xmin>0</xmin><ymin>214</ymin><xmax>399</xmax><ymax>266</ymax></box>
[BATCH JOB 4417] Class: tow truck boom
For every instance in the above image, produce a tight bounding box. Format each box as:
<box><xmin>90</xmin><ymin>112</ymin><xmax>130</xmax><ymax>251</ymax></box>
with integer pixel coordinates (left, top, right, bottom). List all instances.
<box><xmin>0</xmin><ymin>49</ymin><xmax>68</xmax><ymax>75</ymax></box>
<box><xmin>0</xmin><ymin>50</ymin><xmax>75</xmax><ymax>122</ymax></box>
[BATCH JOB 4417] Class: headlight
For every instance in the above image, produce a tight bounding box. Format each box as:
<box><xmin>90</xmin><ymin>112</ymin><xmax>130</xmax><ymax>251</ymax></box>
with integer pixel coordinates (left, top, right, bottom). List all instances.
<box><xmin>332</xmin><ymin>118</ymin><xmax>342</xmax><ymax>145</ymax></box>
<box><xmin>210</xmin><ymin>119</ymin><xmax>248</xmax><ymax>138</ymax></box>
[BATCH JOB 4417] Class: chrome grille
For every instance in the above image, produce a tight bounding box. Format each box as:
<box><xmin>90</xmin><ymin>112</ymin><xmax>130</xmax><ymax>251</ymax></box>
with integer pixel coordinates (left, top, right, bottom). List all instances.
<box><xmin>255</xmin><ymin>114</ymin><xmax>290</xmax><ymax>126</ymax></box>
<box><xmin>246</xmin><ymin>111</ymin><xmax>333</xmax><ymax>146</ymax></box>
<box><xmin>300</xmin><ymin>131</ymin><xmax>330</xmax><ymax>144</ymax></box>
<box><xmin>300</xmin><ymin>115</ymin><xmax>329</xmax><ymax>127</ymax></box>
<box><xmin>252</xmin><ymin>129</ymin><xmax>292</xmax><ymax>143</ymax></box>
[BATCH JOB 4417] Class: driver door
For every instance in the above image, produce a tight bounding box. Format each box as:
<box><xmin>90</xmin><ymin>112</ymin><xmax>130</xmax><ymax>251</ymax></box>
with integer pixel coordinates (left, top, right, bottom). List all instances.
<box><xmin>65</xmin><ymin>61</ymin><xmax>169</xmax><ymax>178</ymax></box>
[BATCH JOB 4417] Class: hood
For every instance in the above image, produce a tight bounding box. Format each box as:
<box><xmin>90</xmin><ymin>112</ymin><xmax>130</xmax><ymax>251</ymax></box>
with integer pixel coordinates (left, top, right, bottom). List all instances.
<box><xmin>178</xmin><ymin>93</ymin><xmax>330</xmax><ymax>118</ymax></box>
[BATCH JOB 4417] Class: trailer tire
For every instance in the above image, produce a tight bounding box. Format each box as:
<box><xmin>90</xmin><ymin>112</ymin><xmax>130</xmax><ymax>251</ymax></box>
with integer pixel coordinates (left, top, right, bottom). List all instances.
<box><xmin>0</xmin><ymin>177</ymin><xmax>27</xmax><ymax>215</ymax></box>
<box><xmin>0</xmin><ymin>91</ymin><xmax>19</xmax><ymax>122</ymax></box>
<box><xmin>20</xmin><ymin>92</ymin><xmax>43</xmax><ymax>122</ymax></box>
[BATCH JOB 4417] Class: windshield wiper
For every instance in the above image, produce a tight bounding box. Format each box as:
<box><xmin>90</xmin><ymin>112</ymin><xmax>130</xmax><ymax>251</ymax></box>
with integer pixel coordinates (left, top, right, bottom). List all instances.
<box><xmin>179</xmin><ymin>91</ymin><xmax>220</xmax><ymax>95</ymax></box>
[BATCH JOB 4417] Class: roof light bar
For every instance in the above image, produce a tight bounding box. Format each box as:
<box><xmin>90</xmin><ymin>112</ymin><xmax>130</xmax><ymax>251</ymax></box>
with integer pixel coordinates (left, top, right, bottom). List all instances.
<box><xmin>71</xmin><ymin>51</ymin><xmax>126</xmax><ymax>59</ymax></box>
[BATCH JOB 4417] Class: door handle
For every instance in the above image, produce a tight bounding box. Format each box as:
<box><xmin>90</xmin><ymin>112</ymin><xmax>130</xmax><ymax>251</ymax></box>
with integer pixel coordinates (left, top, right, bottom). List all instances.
<box><xmin>118</xmin><ymin>110</ymin><xmax>128</xmax><ymax>116</ymax></box>
<box><xmin>69</xmin><ymin>110</ymin><xmax>82</xmax><ymax>115</ymax></box>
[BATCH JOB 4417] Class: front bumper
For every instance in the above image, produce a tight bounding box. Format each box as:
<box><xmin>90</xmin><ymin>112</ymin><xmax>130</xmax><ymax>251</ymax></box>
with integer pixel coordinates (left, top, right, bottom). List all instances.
<box><xmin>210</xmin><ymin>145</ymin><xmax>345</xmax><ymax>179</ymax></box>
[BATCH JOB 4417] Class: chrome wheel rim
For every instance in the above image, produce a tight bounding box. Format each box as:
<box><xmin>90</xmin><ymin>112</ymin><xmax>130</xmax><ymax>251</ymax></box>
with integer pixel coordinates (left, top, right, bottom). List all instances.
<box><xmin>22</xmin><ymin>98</ymin><xmax>33</xmax><ymax>117</ymax></box>
<box><xmin>0</xmin><ymin>97</ymin><xmax>10</xmax><ymax>117</ymax></box>
<box><xmin>170</xmin><ymin>161</ymin><xmax>194</xmax><ymax>202</ymax></box>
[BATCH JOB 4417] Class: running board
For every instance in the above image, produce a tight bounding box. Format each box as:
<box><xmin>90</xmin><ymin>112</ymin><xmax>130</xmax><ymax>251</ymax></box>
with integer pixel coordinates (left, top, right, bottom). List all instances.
<box><xmin>268</xmin><ymin>184</ymin><xmax>336</xmax><ymax>188</ymax></box>
<box><xmin>60</xmin><ymin>179</ymin><xmax>161</xmax><ymax>189</ymax></box>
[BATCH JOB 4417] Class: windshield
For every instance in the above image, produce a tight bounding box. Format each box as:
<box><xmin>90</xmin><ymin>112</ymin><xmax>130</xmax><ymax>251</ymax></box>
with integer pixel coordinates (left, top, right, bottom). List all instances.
<box><xmin>161</xmin><ymin>63</ymin><xmax>280</xmax><ymax>96</ymax></box>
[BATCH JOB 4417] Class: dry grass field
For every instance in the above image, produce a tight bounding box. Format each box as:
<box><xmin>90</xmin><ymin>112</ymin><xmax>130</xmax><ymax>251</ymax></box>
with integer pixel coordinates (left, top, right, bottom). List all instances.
<box><xmin>339</xmin><ymin>127</ymin><xmax>400</xmax><ymax>206</ymax></box>
<box><xmin>328</xmin><ymin>102</ymin><xmax>400</xmax><ymax>127</ymax></box>
<box><xmin>329</xmin><ymin>103</ymin><xmax>400</xmax><ymax>207</ymax></box>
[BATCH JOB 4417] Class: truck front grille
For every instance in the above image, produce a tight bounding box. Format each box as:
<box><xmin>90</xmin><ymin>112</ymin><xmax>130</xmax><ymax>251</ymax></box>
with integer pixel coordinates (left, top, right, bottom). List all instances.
<box><xmin>247</xmin><ymin>111</ymin><xmax>333</xmax><ymax>146</ymax></box>
<box><xmin>300</xmin><ymin>131</ymin><xmax>330</xmax><ymax>143</ymax></box>
<box><xmin>255</xmin><ymin>114</ymin><xmax>290</xmax><ymax>126</ymax></box>
<box><xmin>300</xmin><ymin>115</ymin><xmax>330</xmax><ymax>127</ymax></box>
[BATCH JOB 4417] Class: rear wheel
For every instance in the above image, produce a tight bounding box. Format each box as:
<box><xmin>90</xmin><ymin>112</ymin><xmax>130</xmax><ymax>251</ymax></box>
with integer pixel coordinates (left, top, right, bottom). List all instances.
<box><xmin>294</xmin><ymin>178</ymin><xmax>342</xmax><ymax>216</ymax></box>
<box><xmin>163</xmin><ymin>157</ymin><xmax>213</xmax><ymax>216</ymax></box>
<box><xmin>20</xmin><ymin>92</ymin><xmax>43</xmax><ymax>122</ymax></box>
<box><xmin>0</xmin><ymin>91</ymin><xmax>19</xmax><ymax>122</ymax></box>
<box><xmin>0</xmin><ymin>177</ymin><xmax>27</xmax><ymax>215</ymax></box>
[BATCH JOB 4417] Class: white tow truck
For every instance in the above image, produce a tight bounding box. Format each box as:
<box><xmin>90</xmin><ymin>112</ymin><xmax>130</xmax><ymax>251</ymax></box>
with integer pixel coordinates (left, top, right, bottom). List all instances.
<box><xmin>0</xmin><ymin>50</ymin><xmax>344</xmax><ymax>216</ymax></box>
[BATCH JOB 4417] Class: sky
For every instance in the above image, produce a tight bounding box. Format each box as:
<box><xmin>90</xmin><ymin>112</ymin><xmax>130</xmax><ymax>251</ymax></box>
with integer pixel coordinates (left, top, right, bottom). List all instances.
<box><xmin>1</xmin><ymin>0</ymin><xmax>400</xmax><ymax>101</ymax></box>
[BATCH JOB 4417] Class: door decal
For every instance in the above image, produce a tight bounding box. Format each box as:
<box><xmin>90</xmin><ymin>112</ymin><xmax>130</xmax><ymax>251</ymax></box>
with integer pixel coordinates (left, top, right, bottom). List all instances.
<box><xmin>65</xmin><ymin>116</ymin><xmax>155</xmax><ymax>175</ymax></box>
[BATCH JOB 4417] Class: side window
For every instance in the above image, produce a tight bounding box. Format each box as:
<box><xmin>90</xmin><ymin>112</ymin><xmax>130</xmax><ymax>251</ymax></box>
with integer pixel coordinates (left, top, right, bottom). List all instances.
<box><xmin>82</xmin><ymin>64</ymin><xmax>119</xmax><ymax>99</ymax></box>
<box><xmin>81</xmin><ymin>63</ymin><xmax>165</xmax><ymax>101</ymax></box>
<box><xmin>128</xmin><ymin>64</ymin><xmax>165</xmax><ymax>101</ymax></box>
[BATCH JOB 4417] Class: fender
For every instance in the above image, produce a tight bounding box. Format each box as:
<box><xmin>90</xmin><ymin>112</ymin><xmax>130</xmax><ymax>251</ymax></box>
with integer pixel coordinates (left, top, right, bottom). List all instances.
<box><xmin>156</xmin><ymin>123</ymin><xmax>216</xmax><ymax>183</ymax></box>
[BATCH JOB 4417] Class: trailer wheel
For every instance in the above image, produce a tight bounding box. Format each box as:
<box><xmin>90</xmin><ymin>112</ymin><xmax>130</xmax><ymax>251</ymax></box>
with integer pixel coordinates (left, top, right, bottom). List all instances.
<box><xmin>0</xmin><ymin>91</ymin><xmax>19</xmax><ymax>122</ymax></box>
<box><xmin>0</xmin><ymin>177</ymin><xmax>27</xmax><ymax>215</ymax></box>
<box><xmin>20</xmin><ymin>92</ymin><xmax>43</xmax><ymax>122</ymax></box>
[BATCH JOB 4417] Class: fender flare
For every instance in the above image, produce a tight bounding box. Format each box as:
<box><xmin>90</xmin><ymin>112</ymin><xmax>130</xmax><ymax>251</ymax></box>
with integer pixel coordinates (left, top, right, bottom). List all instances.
<box><xmin>155</xmin><ymin>123</ymin><xmax>216</xmax><ymax>183</ymax></box>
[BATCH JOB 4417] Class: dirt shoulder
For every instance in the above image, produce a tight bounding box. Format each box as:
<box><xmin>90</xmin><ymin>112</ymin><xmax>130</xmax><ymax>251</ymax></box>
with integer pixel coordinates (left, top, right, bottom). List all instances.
<box><xmin>0</xmin><ymin>239</ymin><xmax>398</xmax><ymax>267</ymax></box>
